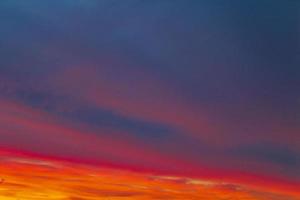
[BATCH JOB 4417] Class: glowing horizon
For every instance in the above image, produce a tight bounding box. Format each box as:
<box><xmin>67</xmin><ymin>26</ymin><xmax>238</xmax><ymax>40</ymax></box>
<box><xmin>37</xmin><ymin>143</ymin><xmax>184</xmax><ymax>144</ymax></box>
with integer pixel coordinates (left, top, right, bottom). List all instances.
<box><xmin>0</xmin><ymin>151</ymin><xmax>299</xmax><ymax>200</ymax></box>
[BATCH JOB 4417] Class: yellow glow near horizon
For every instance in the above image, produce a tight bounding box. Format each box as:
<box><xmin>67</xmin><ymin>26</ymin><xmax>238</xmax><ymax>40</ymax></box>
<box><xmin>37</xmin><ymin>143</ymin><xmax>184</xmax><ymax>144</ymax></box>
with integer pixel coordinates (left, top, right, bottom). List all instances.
<box><xmin>0</xmin><ymin>155</ymin><xmax>299</xmax><ymax>200</ymax></box>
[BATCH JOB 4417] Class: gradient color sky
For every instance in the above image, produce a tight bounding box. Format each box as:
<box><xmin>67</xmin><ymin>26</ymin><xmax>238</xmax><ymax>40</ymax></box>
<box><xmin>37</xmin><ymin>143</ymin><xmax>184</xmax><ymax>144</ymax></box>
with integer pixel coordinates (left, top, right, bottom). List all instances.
<box><xmin>0</xmin><ymin>0</ymin><xmax>299</xmax><ymax>198</ymax></box>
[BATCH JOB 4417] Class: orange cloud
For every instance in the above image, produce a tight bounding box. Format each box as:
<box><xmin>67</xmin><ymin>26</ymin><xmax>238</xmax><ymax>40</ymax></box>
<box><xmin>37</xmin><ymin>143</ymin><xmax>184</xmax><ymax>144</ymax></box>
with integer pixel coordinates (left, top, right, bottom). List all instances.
<box><xmin>0</xmin><ymin>152</ymin><xmax>299</xmax><ymax>200</ymax></box>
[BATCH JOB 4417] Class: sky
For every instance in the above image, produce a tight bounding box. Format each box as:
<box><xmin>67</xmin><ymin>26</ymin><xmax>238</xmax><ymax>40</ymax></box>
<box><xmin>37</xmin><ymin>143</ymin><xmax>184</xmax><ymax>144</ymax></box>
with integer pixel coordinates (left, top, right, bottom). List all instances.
<box><xmin>0</xmin><ymin>0</ymin><xmax>299</xmax><ymax>199</ymax></box>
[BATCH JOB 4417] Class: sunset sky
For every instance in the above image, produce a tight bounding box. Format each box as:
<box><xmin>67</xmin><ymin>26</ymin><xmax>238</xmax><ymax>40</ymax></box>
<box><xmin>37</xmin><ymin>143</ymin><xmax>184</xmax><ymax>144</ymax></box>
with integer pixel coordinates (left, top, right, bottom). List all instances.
<box><xmin>0</xmin><ymin>0</ymin><xmax>299</xmax><ymax>199</ymax></box>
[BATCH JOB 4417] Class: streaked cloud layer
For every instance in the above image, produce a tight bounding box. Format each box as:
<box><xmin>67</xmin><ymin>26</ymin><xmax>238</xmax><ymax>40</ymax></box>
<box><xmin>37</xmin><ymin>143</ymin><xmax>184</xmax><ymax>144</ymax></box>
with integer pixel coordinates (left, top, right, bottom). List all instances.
<box><xmin>0</xmin><ymin>152</ymin><xmax>299</xmax><ymax>200</ymax></box>
<box><xmin>0</xmin><ymin>0</ymin><xmax>299</xmax><ymax>198</ymax></box>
